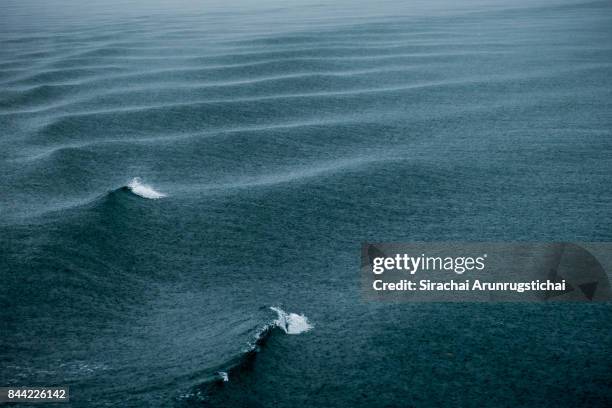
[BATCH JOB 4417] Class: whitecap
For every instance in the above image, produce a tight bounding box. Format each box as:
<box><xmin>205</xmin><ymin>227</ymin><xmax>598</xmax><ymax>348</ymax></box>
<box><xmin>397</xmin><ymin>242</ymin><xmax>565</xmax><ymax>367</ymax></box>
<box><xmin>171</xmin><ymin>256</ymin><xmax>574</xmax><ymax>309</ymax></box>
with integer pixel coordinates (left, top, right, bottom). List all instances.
<box><xmin>270</xmin><ymin>306</ymin><xmax>313</xmax><ymax>335</ymax></box>
<box><xmin>127</xmin><ymin>177</ymin><xmax>166</xmax><ymax>199</ymax></box>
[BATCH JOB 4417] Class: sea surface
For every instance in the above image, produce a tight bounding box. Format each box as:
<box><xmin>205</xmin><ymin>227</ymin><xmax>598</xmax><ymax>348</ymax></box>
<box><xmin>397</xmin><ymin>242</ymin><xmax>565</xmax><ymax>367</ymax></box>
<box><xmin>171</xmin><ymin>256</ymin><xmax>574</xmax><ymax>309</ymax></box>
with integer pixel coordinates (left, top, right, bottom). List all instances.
<box><xmin>1</xmin><ymin>0</ymin><xmax>611</xmax><ymax>407</ymax></box>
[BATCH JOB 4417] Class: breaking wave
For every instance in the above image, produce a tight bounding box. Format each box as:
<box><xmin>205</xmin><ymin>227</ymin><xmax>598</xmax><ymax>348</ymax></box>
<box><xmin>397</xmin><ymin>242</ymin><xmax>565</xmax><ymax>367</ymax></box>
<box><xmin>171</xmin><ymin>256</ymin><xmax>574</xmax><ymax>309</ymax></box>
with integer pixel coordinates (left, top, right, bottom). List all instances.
<box><xmin>270</xmin><ymin>306</ymin><xmax>313</xmax><ymax>335</ymax></box>
<box><xmin>182</xmin><ymin>307</ymin><xmax>312</xmax><ymax>401</ymax></box>
<box><xmin>126</xmin><ymin>177</ymin><xmax>166</xmax><ymax>199</ymax></box>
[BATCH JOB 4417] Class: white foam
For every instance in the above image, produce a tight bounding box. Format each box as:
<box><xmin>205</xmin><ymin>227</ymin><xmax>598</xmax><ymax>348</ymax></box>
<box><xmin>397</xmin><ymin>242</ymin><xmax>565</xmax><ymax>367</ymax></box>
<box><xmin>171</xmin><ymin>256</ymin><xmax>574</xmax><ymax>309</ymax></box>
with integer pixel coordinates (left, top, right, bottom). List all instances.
<box><xmin>219</xmin><ymin>371</ymin><xmax>229</xmax><ymax>382</ymax></box>
<box><xmin>270</xmin><ymin>307</ymin><xmax>313</xmax><ymax>335</ymax></box>
<box><xmin>127</xmin><ymin>177</ymin><xmax>166</xmax><ymax>199</ymax></box>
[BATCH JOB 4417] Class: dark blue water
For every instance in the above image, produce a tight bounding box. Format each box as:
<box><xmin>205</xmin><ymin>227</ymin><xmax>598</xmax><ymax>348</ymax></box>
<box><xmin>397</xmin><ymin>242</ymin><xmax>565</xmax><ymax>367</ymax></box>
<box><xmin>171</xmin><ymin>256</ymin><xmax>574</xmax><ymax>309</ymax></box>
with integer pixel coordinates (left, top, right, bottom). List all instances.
<box><xmin>1</xmin><ymin>0</ymin><xmax>611</xmax><ymax>406</ymax></box>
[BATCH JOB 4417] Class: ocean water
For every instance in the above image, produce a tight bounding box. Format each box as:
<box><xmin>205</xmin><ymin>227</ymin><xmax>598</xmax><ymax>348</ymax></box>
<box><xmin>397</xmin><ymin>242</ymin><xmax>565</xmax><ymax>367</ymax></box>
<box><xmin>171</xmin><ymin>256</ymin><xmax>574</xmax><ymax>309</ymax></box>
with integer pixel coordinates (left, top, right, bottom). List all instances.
<box><xmin>1</xmin><ymin>0</ymin><xmax>611</xmax><ymax>406</ymax></box>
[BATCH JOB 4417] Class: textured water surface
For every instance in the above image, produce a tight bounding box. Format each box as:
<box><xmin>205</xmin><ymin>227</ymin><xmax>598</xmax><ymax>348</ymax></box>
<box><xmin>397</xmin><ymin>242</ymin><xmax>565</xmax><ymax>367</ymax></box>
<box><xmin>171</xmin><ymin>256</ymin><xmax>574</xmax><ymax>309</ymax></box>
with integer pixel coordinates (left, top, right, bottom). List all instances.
<box><xmin>1</xmin><ymin>0</ymin><xmax>611</xmax><ymax>407</ymax></box>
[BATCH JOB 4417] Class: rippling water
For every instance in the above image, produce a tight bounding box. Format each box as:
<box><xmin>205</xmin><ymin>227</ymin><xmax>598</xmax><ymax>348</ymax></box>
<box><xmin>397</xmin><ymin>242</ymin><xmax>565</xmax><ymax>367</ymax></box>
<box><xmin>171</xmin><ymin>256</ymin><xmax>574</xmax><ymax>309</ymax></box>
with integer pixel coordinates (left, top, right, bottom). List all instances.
<box><xmin>1</xmin><ymin>0</ymin><xmax>611</xmax><ymax>407</ymax></box>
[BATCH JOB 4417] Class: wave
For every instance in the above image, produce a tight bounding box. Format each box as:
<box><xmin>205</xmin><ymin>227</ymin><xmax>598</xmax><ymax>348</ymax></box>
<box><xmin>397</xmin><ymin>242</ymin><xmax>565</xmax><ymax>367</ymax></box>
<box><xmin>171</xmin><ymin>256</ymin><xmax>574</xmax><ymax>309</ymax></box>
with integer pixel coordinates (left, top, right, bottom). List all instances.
<box><xmin>240</xmin><ymin>306</ymin><xmax>312</xmax><ymax>371</ymax></box>
<box><xmin>20</xmin><ymin>61</ymin><xmax>607</xmax><ymax>124</ymax></box>
<box><xmin>126</xmin><ymin>177</ymin><xmax>166</xmax><ymax>199</ymax></box>
<box><xmin>182</xmin><ymin>307</ymin><xmax>312</xmax><ymax>402</ymax></box>
<box><xmin>270</xmin><ymin>306</ymin><xmax>313</xmax><ymax>335</ymax></box>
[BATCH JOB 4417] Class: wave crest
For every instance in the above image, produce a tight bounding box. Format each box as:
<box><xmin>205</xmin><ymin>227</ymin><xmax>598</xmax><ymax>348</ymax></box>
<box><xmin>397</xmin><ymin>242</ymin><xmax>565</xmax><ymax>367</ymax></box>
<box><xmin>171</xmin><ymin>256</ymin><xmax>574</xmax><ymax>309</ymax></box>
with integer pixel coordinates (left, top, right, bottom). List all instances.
<box><xmin>127</xmin><ymin>177</ymin><xmax>166</xmax><ymax>199</ymax></box>
<box><xmin>270</xmin><ymin>306</ymin><xmax>313</xmax><ymax>334</ymax></box>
